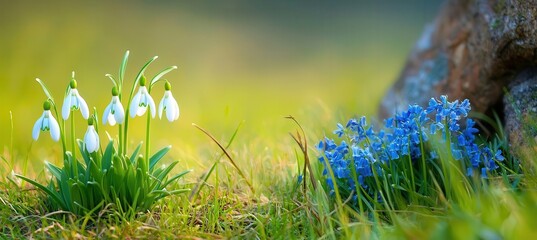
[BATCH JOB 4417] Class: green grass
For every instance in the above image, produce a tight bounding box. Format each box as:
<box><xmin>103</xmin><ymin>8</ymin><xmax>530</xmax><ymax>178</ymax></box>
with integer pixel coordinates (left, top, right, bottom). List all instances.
<box><xmin>2</xmin><ymin>104</ymin><xmax>537</xmax><ymax>239</ymax></box>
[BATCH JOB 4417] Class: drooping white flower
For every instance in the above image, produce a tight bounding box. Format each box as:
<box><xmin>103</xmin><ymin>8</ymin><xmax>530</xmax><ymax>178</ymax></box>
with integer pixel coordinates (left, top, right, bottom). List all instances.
<box><xmin>102</xmin><ymin>87</ymin><xmax>125</xmax><ymax>126</ymax></box>
<box><xmin>158</xmin><ymin>81</ymin><xmax>180</xmax><ymax>122</ymax></box>
<box><xmin>32</xmin><ymin>101</ymin><xmax>60</xmax><ymax>141</ymax></box>
<box><xmin>62</xmin><ymin>79</ymin><xmax>89</xmax><ymax>120</ymax></box>
<box><xmin>129</xmin><ymin>76</ymin><xmax>156</xmax><ymax>118</ymax></box>
<box><xmin>84</xmin><ymin>118</ymin><xmax>100</xmax><ymax>153</ymax></box>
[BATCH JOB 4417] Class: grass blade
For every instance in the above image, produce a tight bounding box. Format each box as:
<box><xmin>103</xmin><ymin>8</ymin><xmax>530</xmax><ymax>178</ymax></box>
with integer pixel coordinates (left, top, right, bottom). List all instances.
<box><xmin>150</xmin><ymin>66</ymin><xmax>178</xmax><ymax>86</ymax></box>
<box><xmin>192</xmin><ymin>123</ymin><xmax>255</xmax><ymax>194</ymax></box>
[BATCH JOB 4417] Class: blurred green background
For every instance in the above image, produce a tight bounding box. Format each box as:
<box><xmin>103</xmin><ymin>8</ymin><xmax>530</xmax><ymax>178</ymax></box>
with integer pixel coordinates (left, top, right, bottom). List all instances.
<box><xmin>0</xmin><ymin>1</ymin><xmax>442</xmax><ymax>175</ymax></box>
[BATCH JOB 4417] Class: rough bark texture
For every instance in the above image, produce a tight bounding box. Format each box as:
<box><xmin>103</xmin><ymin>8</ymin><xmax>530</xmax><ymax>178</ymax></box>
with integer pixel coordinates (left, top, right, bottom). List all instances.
<box><xmin>380</xmin><ymin>0</ymin><xmax>537</xmax><ymax>151</ymax></box>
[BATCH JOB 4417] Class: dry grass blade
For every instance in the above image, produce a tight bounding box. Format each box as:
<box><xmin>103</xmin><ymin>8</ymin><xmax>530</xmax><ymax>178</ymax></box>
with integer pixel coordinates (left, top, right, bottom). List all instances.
<box><xmin>192</xmin><ymin>123</ymin><xmax>255</xmax><ymax>194</ymax></box>
<box><xmin>286</xmin><ymin>116</ymin><xmax>317</xmax><ymax>191</ymax></box>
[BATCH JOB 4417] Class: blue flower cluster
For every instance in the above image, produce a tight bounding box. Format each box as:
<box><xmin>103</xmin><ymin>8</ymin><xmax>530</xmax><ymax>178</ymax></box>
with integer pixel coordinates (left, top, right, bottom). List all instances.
<box><xmin>318</xmin><ymin>95</ymin><xmax>504</xmax><ymax>195</ymax></box>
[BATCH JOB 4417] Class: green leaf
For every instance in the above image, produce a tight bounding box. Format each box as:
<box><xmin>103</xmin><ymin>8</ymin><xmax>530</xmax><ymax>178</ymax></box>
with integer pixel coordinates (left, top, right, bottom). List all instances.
<box><xmin>130</xmin><ymin>142</ymin><xmax>143</xmax><ymax>165</ymax></box>
<box><xmin>45</xmin><ymin>161</ymin><xmax>62</xmax><ymax>180</ymax></box>
<box><xmin>16</xmin><ymin>174</ymin><xmax>67</xmax><ymax>210</ymax></box>
<box><xmin>105</xmin><ymin>74</ymin><xmax>117</xmax><ymax>88</ymax></box>
<box><xmin>155</xmin><ymin>161</ymin><xmax>177</xmax><ymax>181</ymax></box>
<box><xmin>35</xmin><ymin>78</ymin><xmax>55</xmax><ymax>102</ymax></box>
<box><xmin>133</xmin><ymin>55</ymin><xmax>158</xmax><ymax>89</ymax></box>
<box><xmin>60</xmin><ymin>170</ymin><xmax>73</xmax><ymax>211</ymax></box>
<box><xmin>150</xmin><ymin>66</ymin><xmax>178</xmax><ymax>86</ymax></box>
<box><xmin>161</xmin><ymin>169</ymin><xmax>191</xmax><ymax>189</ymax></box>
<box><xmin>153</xmin><ymin>189</ymin><xmax>190</xmax><ymax>201</ymax></box>
<box><xmin>119</xmin><ymin>50</ymin><xmax>130</xmax><ymax>88</ymax></box>
<box><xmin>77</xmin><ymin>139</ymin><xmax>91</xmax><ymax>167</ymax></box>
<box><xmin>149</xmin><ymin>146</ymin><xmax>171</xmax><ymax>172</ymax></box>
<box><xmin>189</xmin><ymin>161</ymin><xmax>217</xmax><ymax>201</ymax></box>
<box><xmin>102</xmin><ymin>141</ymin><xmax>115</xmax><ymax>171</ymax></box>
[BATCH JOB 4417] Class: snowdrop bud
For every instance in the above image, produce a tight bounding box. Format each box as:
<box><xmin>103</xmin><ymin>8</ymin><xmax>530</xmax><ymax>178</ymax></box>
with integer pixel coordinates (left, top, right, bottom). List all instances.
<box><xmin>84</xmin><ymin>119</ymin><xmax>100</xmax><ymax>153</ymax></box>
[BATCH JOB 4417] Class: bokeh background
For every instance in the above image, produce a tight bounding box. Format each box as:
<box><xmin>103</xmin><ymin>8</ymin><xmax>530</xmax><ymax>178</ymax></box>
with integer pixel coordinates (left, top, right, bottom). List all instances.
<box><xmin>0</xmin><ymin>1</ymin><xmax>442</xmax><ymax>176</ymax></box>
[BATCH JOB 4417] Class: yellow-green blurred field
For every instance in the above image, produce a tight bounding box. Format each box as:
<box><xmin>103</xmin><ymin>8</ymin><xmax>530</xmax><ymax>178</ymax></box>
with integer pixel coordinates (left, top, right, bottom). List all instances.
<box><xmin>0</xmin><ymin>1</ymin><xmax>440</xmax><ymax>182</ymax></box>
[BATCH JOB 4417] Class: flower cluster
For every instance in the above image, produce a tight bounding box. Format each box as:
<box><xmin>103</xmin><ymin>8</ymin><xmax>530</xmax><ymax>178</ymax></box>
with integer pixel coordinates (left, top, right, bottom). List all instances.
<box><xmin>22</xmin><ymin>52</ymin><xmax>190</xmax><ymax>215</ymax></box>
<box><xmin>318</xmin><ymin>95</ymin><xmax>505</xmax><ymax>198</ymax></box>
<box><xmin>32</xmin><ymin>75</ymin><xmax>180</xmax><ymax>153</ymax></box>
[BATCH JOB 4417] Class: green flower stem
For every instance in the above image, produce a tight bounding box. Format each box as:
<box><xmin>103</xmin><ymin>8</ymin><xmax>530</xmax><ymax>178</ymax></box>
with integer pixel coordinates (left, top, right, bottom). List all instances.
<box><xmin>51</xmin><ymin>101</ymin><xmax>67</xmax><ymax>156</ymax></box>
<box><xmin>71</xmin><ymin>113</ymin><xmax>80</xmax><ymax>179</ymax></box>
<box><xmin>144</xmin><ymin>86</ymin><xmax>153</xmax><ymax>175</ymax></box>
<box><xmin>71</xmin><ymin>113</ymin><xmax>75</xmax><ymax>153</ymax></box>
<box><xmin>144</xmin><ymin>107</ymin><xmax>151</xmax><ymax>175</ymax></box>
<box><xmin>118</xmin><ymin>124</ymin><xmax>123</xmax><ymax>156</ymax></box>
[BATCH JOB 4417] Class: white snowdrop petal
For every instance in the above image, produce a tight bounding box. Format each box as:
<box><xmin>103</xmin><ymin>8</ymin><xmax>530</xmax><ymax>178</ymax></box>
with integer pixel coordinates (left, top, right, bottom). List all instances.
<box><xmin>49</xmin><ymin>113</ymin><xmax>61</xmax><ymax>142</ymax></box>
<box><xmin>174</xmin><ymin>100</ymin><xmax>180</xmax><ymax>120</ymax></box>
<box><xmin>148</xmin><ymin>93</ymin><xmax>156</xmax><ymax>118</ymax></box>
<box><xmin>102</xmin><ymin>103</ymin><xmax>112</xmax><ymax>125</ymax></box>
<box><xmin>108</xmin><ymin>113</ymin><xmax>117</xmax><ymax>126</ymax></box>
<box><xmin>114</xmin><ymin>101</ymin><xmax>125</xmax><ymax>124</ymax></box>
<box><xmin>165</xmin><ymin>100</ymin><xmax>175</xmax><ymax>122</ymax></box>
<box><xmin>62</xmin><ymin>92</ymin><xmax>72</xmax><ymax>120</ymax></box>
<box><xmin>130</xmin><ymin>92</ymin><xmax>141</xmax><ymax>118</ymax></box>
<box><xmin>78</xmin><ymin>94</ymin><xmax>90</xmax><ymax>119</ymax></box>
<box><xmin>32</xmin><ymin>114</ymin><xmax>43</xmax><ymax>140</ymax></box>
<box><xmin>158</xmin><ymin>97</ymin><xmax>165</xmax><ymax>119</ymax></box>
<box><xmin>136</xmin><ymin>105</ymin><xmax>147</xmax><ymax>116</ymax></box>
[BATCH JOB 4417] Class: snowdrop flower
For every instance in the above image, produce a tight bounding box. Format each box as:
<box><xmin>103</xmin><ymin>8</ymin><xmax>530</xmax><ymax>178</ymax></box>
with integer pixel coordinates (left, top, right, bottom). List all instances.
<box><xmin>102</xmin><ymin>87</ymin><xmax>125</xmax><ymax>126</ymax></box>
<box><xmin>129</xmin><ymin>75</ymin><xmax>156</xmax><ymax>118</ymax></box>
<box><xmin>62</xmin><ymin>79</ymin><xmax>89</xmax><ymax>120</ymax></box>
<box><xmin>32</xmin><ymin>100</ymin><xmax>60</xmax><ymax>141</ymax></box>
<box><xmin>158</xmin><ymin>81</ymin><xmax>180</xmax><ymax>122</ymax></box>
<box><xmin>84</xmin><ymin>118</ymin><xmax>100</xmax><ymax>153</ymax></box>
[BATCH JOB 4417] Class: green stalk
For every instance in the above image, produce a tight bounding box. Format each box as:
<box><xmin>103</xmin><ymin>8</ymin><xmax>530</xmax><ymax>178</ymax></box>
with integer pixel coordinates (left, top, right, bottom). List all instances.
<box><xmin>118</xmin><ymin>124</ymin><xmax>123</xmax><ymax>156</ymax></box>
<box><xmin>123</xmin><ymin>56</ymin><xmax>158</xmax><ymax>154</ymax></box>
<box><xmin>51</xmin><ymin>103</ymin><xmax>67</xmax><ymax>156</ymax></box>
<box><xmin>418</xmin><ymin>128</ymin><xmax>427</xmax><ymax>195</ymax></box>
<box><xmin>144</xmin><ymin>99</ymin><xmax>152</xmax><ymax>175</ymax></box>
<box><xmin>71</xmin><ymin>113</ymin><xmax>76</xmax><ymax>156</ymax></box>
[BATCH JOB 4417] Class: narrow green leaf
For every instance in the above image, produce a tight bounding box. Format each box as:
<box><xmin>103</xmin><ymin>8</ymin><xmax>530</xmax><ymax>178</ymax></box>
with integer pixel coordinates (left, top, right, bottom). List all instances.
<box><xmin>105</xmin><ymin>74</ymin><xmax>117</xmax><ymax>88</ymax></box>
<box><xmin>161</xmin><ymin>169</ymin><xmax>191</xmax><ymax>189</ymax></box>
<box><xmin>189</xmin><ymin>162</ymin><xmax>217</xmax><ymax>201</ymax></box>
<box><xmin>157</xmin><ymin>161</ymin><xmax>178</xmax><ymax>181</ymax></box>
<box><xmin>60</xmin><ymin>171</ymin><xmax>73</xmax><ymax>211</ymax></box>
<box><xmin>102</xmin><ymin>141</ymin><xmax>115</xmax><ymax>171</ymax></box>
<box><xmin>45</xmin><ymin>161</ymin><xmax>62</xmax><ymax>180</ymax></box>
<box><xmin>130</xmin><ymin>142</ymin><xmax>143</xmax><ymax>165</ymax></box>
<box><xmin>150</xmin><ymin>66</ymin><xmax>178</xmax><ymax>86</ymax></box>
<box><xmin>77</xmin><ymin>139</ymin><xmax>91</xmax><ymax>167</ymax></box>
<box><xmin>149</xmin><ymin>146</ymin><xmax>171</xmax><ymax>172</ymax></box>
<box><xmin>119</xmin><ymin>50</ymin><xmax>130</xmax><ymax>88</ymax></box>
<box><xmin>16</xmin><ymin>175</ymin><xmax>67</xmax><ymax>210</ymax></box>
<box><xmin>153</xmin><ymin>189</ymin><xmax>190</xmax><ymax>201</ymax></box>
<box><xmin>133</xmin><ymin>55</ymin><xmax>158</xmax><ymax>89</ymax></box>
<box><xmin>35</xmin><ymin>78</ymin><xmax>54</xmax><ymax>102</ymax></box>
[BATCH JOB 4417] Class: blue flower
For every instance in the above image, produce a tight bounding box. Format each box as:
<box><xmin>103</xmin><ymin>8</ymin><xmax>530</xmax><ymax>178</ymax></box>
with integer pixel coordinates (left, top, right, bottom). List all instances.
<box><xmin>318</xmin><ymin>95</ymin><xmax>505</xmax><ymax>204</ymax></box>
<box><xmin>334</xmin><ymin>123</ymin><xmax>345</xmax><ymax>138</ymax></box>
